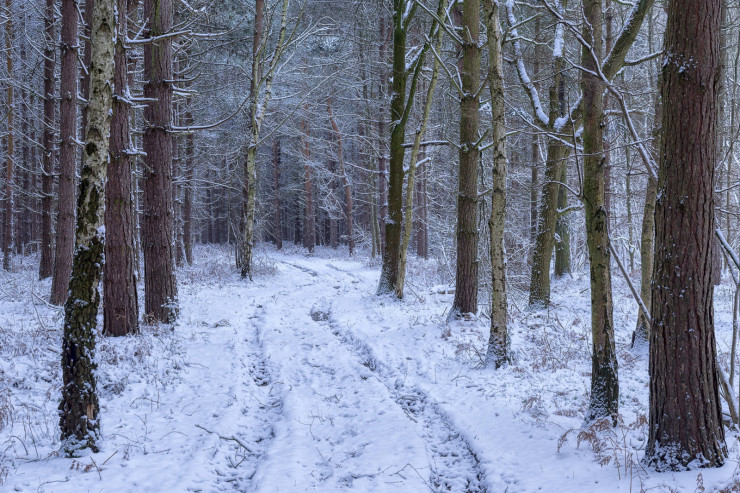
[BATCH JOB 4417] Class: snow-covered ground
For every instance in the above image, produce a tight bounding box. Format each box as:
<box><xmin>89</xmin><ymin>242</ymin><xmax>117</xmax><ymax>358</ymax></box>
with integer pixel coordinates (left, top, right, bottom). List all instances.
<box><xmin>1</xmin><ymin>244</ymin><xmax>740</xmax><ymax>492</ymax></box>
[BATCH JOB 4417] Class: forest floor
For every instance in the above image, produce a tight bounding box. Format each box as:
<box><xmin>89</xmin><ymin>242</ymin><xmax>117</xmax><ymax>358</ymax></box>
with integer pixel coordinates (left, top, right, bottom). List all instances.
<box><xmin>1</xmin><ymin>244</ymin><xmax>740</xmax><ymax>492</ymax></box>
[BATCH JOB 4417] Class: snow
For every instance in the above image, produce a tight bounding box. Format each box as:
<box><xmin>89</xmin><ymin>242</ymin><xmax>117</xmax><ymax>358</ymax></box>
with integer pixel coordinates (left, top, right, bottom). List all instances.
<box><xmin>2</xmin><ymin>245</ymin><xmax>740</xmax><ymax>492</ymax></box>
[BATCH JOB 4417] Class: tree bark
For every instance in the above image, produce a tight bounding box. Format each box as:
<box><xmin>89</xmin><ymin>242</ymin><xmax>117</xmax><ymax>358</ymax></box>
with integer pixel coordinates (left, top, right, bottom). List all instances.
<box><xmin>554</xmin><ymin>164</ymin><xmax>571</xmax><ymax>277</ymax></box>
<box><xmin>51</xmin><ymin>0</ymin><xmax>79</xmax><ymax>304</ymax></box>
<box><xmin>302</xmin><ymin>117</ymin><xmax>315</xmax><ymax>253</ymax></box>
<box><xmin>142</xmin><ymin>0</ymin><xmax>178</xmax><ymax>323</ymax></box>
<box><xmin>484</xmin><ymin>0</ymin><xmax>508</xmax><ymax>367</ymax></box>
<box><xmin>582</xmin><ymin>0</ymin><xmax>618</xmax><ymax>424</ymax></box>
<box><xmin>645</xmin><ymin>0</ymin><xmax>726</xmax><ymax>470</ymax></box>
<box><xmin>183</xmin><ymin>110</ymin><xmax>194</xmax><ymax>265</ymax></box>
<box><xmin>451</xmin><ymin>0</ymin><xmax>481</xmax><ymax>316</ymax></box>
<box><xmin>273</xmin><ymin>139</ymin><xmax>282</xmax><ymax>250</ymax></box>
<box><xmin>103</xmin><ymin>0</ymin><xmax>139</xmax><ymax>337</ymax></box>
<box><xmin>378</xmin><ymin>0</ymin><xmax>411</xmax><ymax>295</ymax></box>
<box><xmin>3</xmin><ymin>0</ymin><xmax>14</xmax><ymax>272</ymax></box>
<box><xmin>59</xmin><ymin>0</ymin><xmax>115</xmax><ymax>455</ymax></box>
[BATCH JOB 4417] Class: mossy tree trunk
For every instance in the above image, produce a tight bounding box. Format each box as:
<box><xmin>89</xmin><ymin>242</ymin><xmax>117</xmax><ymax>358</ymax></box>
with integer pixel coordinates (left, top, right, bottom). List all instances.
<box><xmin>59</xmin><ymin>0</ymin><xmax>115</xmax><ymax>455</ymax></box>
<box><xmin>581</xmin><ymin>0</ymin><xmax>618</xmax><ymax>424</ymax></box>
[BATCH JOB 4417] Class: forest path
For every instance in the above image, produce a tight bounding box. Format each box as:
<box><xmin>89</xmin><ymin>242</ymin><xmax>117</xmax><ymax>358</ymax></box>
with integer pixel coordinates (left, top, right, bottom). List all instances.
<box><xmin>248</xmin><ymin>260</ymin><xmax>440</xmax><ymax>491</ymax></box>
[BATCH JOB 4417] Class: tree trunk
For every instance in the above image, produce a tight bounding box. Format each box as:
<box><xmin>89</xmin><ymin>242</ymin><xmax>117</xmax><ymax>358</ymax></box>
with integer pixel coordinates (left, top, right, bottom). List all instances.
<box><xmin>582</xmin><ymin>0</ymin><xmax>618</xmax><ymax>424</ymax></box>
<box><xmin>396</xmin><ymin>0</ymin><xmax>445</xmax><ymax>298</ymax></box>
<box><xmin>327</xmin><ymin>98</ymin><xmax>354</xmax><ymax>255</ymax></box>
<box><xmin>302</xmin><ymin>117</ymin><xmax>315</xmax><ymax>253</ymax></box>
<box><xmin>51</xmin><ymin>0</ymin><xmax>79</xmax><ymax>304</ymax></box>
<box><xmin>635</xmin><ymin>176</ymin><xmax>657</xmax><ymax>342</ymax></box>
<box><xmin>142</xmin><ymin>0</ymin><xmax>178</xmax><ymax>323</ymax></box>
<box><xmin>3</xmin><ymin>0</ymin><xmax>14</xmax><ymax>272</ymax></box>
<box><xmin>273</xmin><ymin>139</ymin><xmax>282</xmax><ymax>250</ymax></box>
<box><xmin>451</xmin><ymin>0</ymin><xmax>481</xmax><ymax>316</ymax></box>
<box><xmin>59</xmin><ymin>0</ymin><xmax>115</xmax><ymax>455</ymax></box>
<box><xmin>377</xmin><ymin>0</ymin><xmax>410</xmax><ymax>295</ymax></box>
<box><xmin>484</xmin><ymin>0</ymin><xmax>508</xmax><ymax>367</ymax></box>
<box><xmin>40</xmin><ymin>0</ymin><xmax>55</xmax><ymax>279</ymax></box>
<box><xmin>554</xmin><ymin>164</ymin><xmax>571</xmax><ymax>277</ymax></box>
<box><xmin>183</xmin><ymin>110</ymin><xmax>194</xmax><ymax>265</ymax></box>
<box><xmin>645</xmin><ymin>0</ymin><xmax>726</xmax><ymax>470</ymax></box>
<box><xmin>103</xmin><ymin>0</ymin><xmax>139</xmax><ymax>337</ymax></box>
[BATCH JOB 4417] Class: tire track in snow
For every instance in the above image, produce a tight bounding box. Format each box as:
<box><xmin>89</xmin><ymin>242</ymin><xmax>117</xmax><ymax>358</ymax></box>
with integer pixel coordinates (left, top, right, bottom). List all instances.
<box><xmin>326</xmin><ymin>314</ymin><xmax>487</xmax><ymax>493</ymax></box>
<box><xmin>283</xmin><ymin>260</ymin><xmax>488</xmax><ymax>492</ymax></box>
<box><xmin>189</xmin><ymin>303</ymin><xmax>284</xmax><ymax>492</ymax></box>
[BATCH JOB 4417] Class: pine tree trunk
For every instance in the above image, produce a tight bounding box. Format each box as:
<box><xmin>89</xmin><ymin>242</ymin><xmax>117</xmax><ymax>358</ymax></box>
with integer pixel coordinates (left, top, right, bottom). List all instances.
<box><xmin>183</xmin><ymin>110</ymin><xmax>194</xmax><ymax>265</ymax></box>
<box><xmin>451</xmin><ymin>0</ymin><xmax>480</xmax><ymax>316</ymax></box>
<box><xmin>59</xmin><ymin>0</ymin><xmax>115</xmax><ymax>455</ymax></box>
<box><xmin>273</xmin><ymin>139</ymin><xmax>282</xmax><ymax>250</ymax></box>
<box><xmin>484</xmin><ymin>0</ymin><xmax>508</xmax><ymax>367</ymax></box>
<box><xmin>646</xmin><ymin>0</ymin><xmax>726</xmax><ymax>470</ymax></box>
<box><xmin>302</xmin><ymin>117</ymin><xmax>315</xmax><ymax>253</ymax></box>
<box><xmin>51</xmin><ymin>0</ymin><xmax>79</xmax><ymax>304</ymax></box>
<box><xmin>103</xmin><ymin>0</ymin><xmax>139</xmax><ymax>337</ymax></box>
<box><xmin>3</xmin><ymin>0</ymin><xmax>14</xmax><ymax>272</ymax></box>
<box><xmin>40</xmin><ymin>0</ymin><xmax>55</xmax><ymax>279</ymax></box>
<box><xmin>327</xmin><ymin>98</ymin><xmax>354</xmax><ymax>255</ymax></box>
<box><xmin>582</xmin><ymin>0</ymin><xmax>618</xmax><ymax>423</ymax></box>
<box><xmin>142</xmin><ymin>0</ymin><xmax>178</xmax><ymax>322</ymax></box>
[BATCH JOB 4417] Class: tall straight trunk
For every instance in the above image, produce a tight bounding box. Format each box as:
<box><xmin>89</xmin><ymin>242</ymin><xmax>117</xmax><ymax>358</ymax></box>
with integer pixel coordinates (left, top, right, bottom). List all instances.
<box><xmin>59</xmin><ymin>0</ymin><xmax>114</xmax><ymax>455</ymax></box>
<box><xmin>103</xmin><ymin>0</ymin><xmax>139</xmax><ymax>337</ymax></box>
<box><xmin>239</xmin><ymin>0</ymin><xmax>263</xmax><ymax>277</ymax></box>
<box><xmin>327</xmin><ymin>156</ymin><xmax>338</xmax><ymax>249</ymax></box>
<box><xmin>40</xmin><ymin>0</ymin><xmax>55</xmax><ymax>279</ymax></box>
<box><xmin>484</xmin><ymin>0</ymin><xmax>508</xmax><ymax>367</ymax></box>
<box><xmin>635</xmin><ymin>14</ymin><xmax>662</xmax><ymax>344</ymax></box>
<box><xmin>17</xmin><ymin>23</ymin><xmax>27</xmax><ymax>257</ymax></box>
<box><xmin>142</xmin><ymin>0</ymin><xmax>177</xmax><ymax>323</ymax></box>
<box><xmin>51</xmin><ymin>0</ymin><xmax>79</xmax><ymax>304</ymax></box>
<box><xmin>451</xmin><ymin>0</ymin><xmax>481</xmax><ymax>316</ymax></box>
<box><xmin>582</xmin><ymin>0</ymin><xmax>618</xmax><ymax>423</ymax></box>
<box><xmin>635</xmin><ymin>177</ymin><xmax>657</xmax><ymax>342</ymax></box>
<box><xmin>554</xmin><ymin>164</ymin><xmax>571</xmax><ymax>276</ymax></box>
<box><xmin>529</xmin><ymin>58</ymin><xmax>567</xmax><ymax>307</ymax></box>
<box><xmin>302</xmin><ymin>118</ymin><xmax>315</xmax><ymax>253</ymax></box>
<box><xmin>183</xmin><ymin>110</ymin><xmax>194</xmax><ymax>265</ymax></box>
<box><xmin>3</xmin><ymin>0</ymin><xmax>14</xmax><ymax>272</ymax></box>
<box><xmin>646</xmin><ymin>0</ymin><xmax>726</xmax><ymax>470</ymax></box>
<box><xmin>273</xmin><ymin>139</ymin><xmax>282</xmax><ymax>250</ymax></box>
<box><xmin>327</xmin><ymin>98</ymin><xmax>354</xmax><ymax>255</ymax></box>
<box><xmin>377</xmin><ymin>3</ymin><xmax>389</xmax><ymax>250</ymax></box>
<box><xmin>530</xmin><ymin>17</ymin><xmax>541</xmax><ymax>246</ymax></box>
<box><xmin>378</xmin><ymin>0</ymin><xmax>411</xmax><ymax>295</ymax></box>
